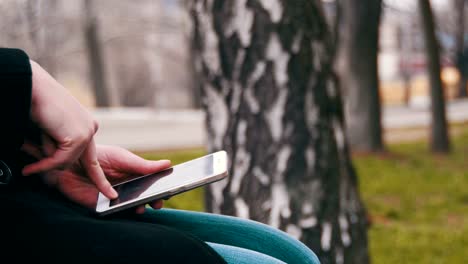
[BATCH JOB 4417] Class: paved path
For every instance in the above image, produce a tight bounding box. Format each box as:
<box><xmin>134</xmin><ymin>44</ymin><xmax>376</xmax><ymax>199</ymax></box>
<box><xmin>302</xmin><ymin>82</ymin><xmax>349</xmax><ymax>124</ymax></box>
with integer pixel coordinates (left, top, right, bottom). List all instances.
<box><xmin>383</xmin><ymin>99</ymin><xmax>468</xmax><ymax>129</ymax></box>
<box><xmin>93</xmin><ymin>99</ymin><xmax>468</xmax><ymax>152</ymax></box>
<box><xmin>93</xmin><ymin>108</ymin><xmax>206</xmax><ymax>152</ymax></box>
<box><xmin>383</xmin><ymin>99</ymin><xmax>468</xmax><ymax>143</ymax></box>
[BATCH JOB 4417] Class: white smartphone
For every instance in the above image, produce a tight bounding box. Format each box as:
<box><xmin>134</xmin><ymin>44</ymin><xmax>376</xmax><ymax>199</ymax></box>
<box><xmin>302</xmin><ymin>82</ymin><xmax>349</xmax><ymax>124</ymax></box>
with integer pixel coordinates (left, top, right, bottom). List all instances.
<box><xmin>95</xmin><ymin>150</ymin><xmax>228</xmax><ymax>216</ymax></box>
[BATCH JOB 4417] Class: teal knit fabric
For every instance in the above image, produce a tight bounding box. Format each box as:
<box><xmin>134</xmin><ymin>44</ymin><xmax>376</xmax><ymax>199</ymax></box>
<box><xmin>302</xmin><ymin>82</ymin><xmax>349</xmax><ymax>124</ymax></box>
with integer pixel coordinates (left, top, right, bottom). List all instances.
<box><xmin>207</xmin><ymin>242</ymin><xmax>287</xmax><ymax>264</ymax></box>
<box><xmin>141</xmin><ymin>208</ymin><xmax>320</xmax><ymax>264</ymax></box>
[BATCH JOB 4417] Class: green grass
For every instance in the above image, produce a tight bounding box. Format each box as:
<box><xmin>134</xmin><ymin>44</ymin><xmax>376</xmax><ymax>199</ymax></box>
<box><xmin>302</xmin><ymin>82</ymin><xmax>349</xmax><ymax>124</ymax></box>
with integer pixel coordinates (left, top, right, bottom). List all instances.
<box><xmin>139</xmin><ymin>148</ymin><xmax>206</xmax><ymax>211</ymax></box>
<box><xmin>139</xmin><ymin>129</ymin><xmax>468</xmax><ymax>264</ymax></box>
<box><xmin>354</xmin><ymin>129</ymin><xmax>468</xmax><ymax>264</ymax></box>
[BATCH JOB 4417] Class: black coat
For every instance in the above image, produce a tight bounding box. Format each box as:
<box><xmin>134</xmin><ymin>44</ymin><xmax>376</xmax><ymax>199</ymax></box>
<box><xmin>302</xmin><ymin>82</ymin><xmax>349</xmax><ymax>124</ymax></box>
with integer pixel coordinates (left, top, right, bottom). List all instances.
<box><xmin>0</xmin><ymin>48</ymin><xmax>32</xmax><ymax>184</ymax></box>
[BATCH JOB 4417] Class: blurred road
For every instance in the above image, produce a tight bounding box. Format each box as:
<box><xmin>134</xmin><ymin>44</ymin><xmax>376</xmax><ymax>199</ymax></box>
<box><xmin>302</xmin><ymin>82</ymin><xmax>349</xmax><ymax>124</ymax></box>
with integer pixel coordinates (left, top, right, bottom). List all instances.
<box><xmin>93</xmin><ymin>108</ymin><xmax>206</xmax><ymax>152</ymax></box>
<box><xmin>93</xmin><ymin>99</ymin><xmax>468</xmax><ymax>152</ymax></box>
<box><xmin>383</xmin><ymin>99</ymin><xmax>468</xmax><ymax>129</ymax></box>
<box><xmin>383</xmin><ymin>99</ymin><xmax>468</xmax><ymax>143</ymax></box>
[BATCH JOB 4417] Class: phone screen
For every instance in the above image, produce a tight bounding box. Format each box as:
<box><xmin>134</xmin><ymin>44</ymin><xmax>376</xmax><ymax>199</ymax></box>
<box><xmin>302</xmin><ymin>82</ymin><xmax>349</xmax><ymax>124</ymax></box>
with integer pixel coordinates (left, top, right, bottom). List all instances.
<box><xmin>109</xmin><ymin>154</ymin><xmax>214</xmax><ymax>206</ymax></box>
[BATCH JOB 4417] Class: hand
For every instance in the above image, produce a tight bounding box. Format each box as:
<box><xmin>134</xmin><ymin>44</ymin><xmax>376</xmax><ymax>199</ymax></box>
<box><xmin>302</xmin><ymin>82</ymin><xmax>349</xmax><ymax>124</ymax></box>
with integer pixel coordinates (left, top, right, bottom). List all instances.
<box><xmin>22</xmin><ymin>144</ymin><xmax>171</xmax><ymax>213</ymax></box>
<box><xmin>22</xmin><ymin>60</ymin><xmax>117</xmax><ymax>200</ymax></box>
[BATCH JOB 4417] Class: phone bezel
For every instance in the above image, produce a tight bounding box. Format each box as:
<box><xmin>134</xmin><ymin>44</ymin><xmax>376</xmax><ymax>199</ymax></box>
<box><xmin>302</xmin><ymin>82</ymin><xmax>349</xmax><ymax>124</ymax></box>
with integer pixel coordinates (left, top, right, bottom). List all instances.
<box><xmin>95</xmin><ymin>150</ymin><xmax>228</xmax><ymax>216</ymax></box>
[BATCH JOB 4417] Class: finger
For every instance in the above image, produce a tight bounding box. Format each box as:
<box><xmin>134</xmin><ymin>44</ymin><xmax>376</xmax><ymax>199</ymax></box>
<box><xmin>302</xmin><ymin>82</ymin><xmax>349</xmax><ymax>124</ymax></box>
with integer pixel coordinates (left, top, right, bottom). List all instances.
<box><xmin>21</xmin><ymin>134</ymin><xmax>55</xmax><ymax>160</ymax></box>
<box><xmin>41</xmin><ymin>133</ymin><xmax>57</xmax><ymax>157</ymax></box>
<box><xmin>21</xmin><ymin>141</ymin><xmax>44</xmax><ymax>160</ymax></box>
<box><xmin>22</xmin><ymin>138</ymin><xmax>87</xmax><ymax>175</ymax></box>
<box><xmin>80</xmin><ymin>139</ymin><xmax>118</xmax><ymax>199</ymax></box>
<box><xmin>104</xmin><ymin>147</ymin><xmax>171</xmax><ymax>175</ymax></box>
<box><xmin>127</xmin><ymin>159</ymin><xmax>171</xmax><ymax>178</ymax></box>
<box><xmin>149</xmin><ymin>200</ymin><xmax>163</xmax><ymax>210</ymax></box>
<box><xmin>121</xmin><ymin>158</ymin><xmax>171</xmax><ymax>176</ymax></box>
<box><xmin>23</xmin><ymin>152</ymin><xmax>74</xmax><ymax>175</ymax></box>
<box><xmin>135</xmin><ymin>205</ymin><xmax>146</xmax><ymax>214</ymax></box>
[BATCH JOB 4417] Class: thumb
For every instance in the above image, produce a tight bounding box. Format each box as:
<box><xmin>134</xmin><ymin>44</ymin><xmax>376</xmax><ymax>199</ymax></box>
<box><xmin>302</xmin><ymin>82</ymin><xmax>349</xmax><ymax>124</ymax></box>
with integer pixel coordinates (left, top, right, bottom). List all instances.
<box><xmin>129</xmin><ymin>159</ymin><xmax>172</xmax><ymax>176</ymax></box>
<box><xmin>102</xmin><ymin>146</ymin><xmax>172</xmax><ymax>175</ymax></box>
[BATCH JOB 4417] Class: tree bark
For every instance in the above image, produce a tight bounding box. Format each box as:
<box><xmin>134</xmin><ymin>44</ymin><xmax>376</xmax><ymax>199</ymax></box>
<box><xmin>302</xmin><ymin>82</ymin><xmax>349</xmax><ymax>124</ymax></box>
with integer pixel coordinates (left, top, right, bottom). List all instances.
<box><xmin>335</xmin><ymin>0</ymin><xmax>384</xmax><ymax>153</ymax></box>
<box><xmin>418</xmin><ymin>0</ymin><xmax>451</xmax><ymax>153</ymax></box>
<box><xmin>454</xmin><ymin>0</ymin><xmax>467</xmax><ymax>98</ymax></box>
<box><xmin>190</xmin><ymin>1</ymin><xmax>369</xmax><ymax>263</ymax></box>
<box><xmin>83</xmin><ymin>0</ymin><xmax>112</xmax><ymax>107</ymax></box>
<box><xmin>396</xmin><ymin>24</ymin><xmax>413</xmax><ymax>106</ymax></box>
<box><xmin>189</xmin><ymin>36</ymin><xmax>203</xmax><ymax>109</ymax></box>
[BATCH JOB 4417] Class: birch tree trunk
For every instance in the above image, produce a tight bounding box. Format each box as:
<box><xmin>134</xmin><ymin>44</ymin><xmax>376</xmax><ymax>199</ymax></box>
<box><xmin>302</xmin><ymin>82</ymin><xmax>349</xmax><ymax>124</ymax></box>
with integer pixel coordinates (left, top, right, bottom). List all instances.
<box><xmin>190</xmin><ymin>1</ymin><xmax>369</xmax><ymax>263</ymax></box>
<box><xmin>336</xmin><ymin>0</ymin><xmax>384</xmax><ymax>153</ymax></box>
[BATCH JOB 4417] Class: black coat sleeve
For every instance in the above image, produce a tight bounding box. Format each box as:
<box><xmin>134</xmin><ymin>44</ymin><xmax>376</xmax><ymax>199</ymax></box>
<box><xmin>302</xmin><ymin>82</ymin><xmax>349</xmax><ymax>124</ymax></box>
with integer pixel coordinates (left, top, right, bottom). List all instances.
<box><xmin>0</xmin><ymin>48</ymin><xmax>33</xmax><ymax>182</ymax></box>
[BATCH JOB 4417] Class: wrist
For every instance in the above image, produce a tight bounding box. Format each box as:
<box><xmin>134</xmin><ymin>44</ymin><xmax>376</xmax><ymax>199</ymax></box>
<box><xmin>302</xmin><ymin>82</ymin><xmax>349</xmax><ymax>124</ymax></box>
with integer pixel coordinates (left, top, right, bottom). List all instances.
<box><xmin>29</xmin><ymin>60</ymin><xmax>39</xmax><ymax>107</ymax></box>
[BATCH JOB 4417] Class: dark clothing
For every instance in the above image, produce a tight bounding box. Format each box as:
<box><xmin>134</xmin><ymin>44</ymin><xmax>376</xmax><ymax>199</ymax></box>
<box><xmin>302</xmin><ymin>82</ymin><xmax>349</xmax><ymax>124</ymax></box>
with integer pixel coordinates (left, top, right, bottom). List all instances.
<box><xmin>0</xmin><ymin>180</ymin><xmax>225</xmax><ymax>263</ymax></box>
<box><xmin>0</xmin><ymin>48</ymin><xmax>226</xmax><ymax>263</ymax></box>
<box><xmin>0</xmin><ymin>48</ymin><xmax>32</xmax><ymax>183</ymax></box>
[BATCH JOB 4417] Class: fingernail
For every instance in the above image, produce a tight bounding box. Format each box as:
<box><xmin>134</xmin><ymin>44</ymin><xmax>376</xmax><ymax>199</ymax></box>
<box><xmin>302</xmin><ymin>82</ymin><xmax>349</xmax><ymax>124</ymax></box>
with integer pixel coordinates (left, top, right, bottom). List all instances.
<box><xmin>110</xmin><ymin>187</ymin><xmax>118</xmax><ymax>198</ymax></box>
<box><xmin>159</xmin><ymin>159</ymin><xmax>171</xmax><ymax>165</ymax></box>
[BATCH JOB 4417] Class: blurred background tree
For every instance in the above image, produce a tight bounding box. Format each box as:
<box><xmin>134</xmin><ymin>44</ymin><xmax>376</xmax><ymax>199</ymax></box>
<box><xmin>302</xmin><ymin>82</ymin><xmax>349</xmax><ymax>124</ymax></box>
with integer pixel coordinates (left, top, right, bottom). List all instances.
<box><xmin>453</xmin><ymin>0</ymin><xmax>468</xmax><ymax>98</ymax></box>
<box><xmin>83</xmin><ymin>0</ymin><xmax>113</xmax><ymax>107</ymax></box>
<box><xmin>418</xmin><ymin>0</ymin><xmax>451</xmax><ymax>153</ymax></box>
<box><xmin>0</xmin><ymin>0</ymin><xmax>194</xmax><ymax>109</ymax></box>
<box><xmin>25</xmin><ymin>0</ymin><xmax>59</xmax><ymax>75</ymax></box>
<box><xmin>190</xmin><ymin>1</ymin><xmax>369</xmax><ymax>263</ymax></box>
<box><xmin>335</xmin><ymin>0</ymin><xmax>384</xmax><ymax>153</ymax></box>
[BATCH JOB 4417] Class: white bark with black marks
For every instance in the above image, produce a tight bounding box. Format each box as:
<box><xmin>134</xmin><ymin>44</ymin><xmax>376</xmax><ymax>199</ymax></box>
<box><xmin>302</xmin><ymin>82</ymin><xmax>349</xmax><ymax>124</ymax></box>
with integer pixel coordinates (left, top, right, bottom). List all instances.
<box><xmin>190</xmin><ymin>1</ymin><xmax>369</xmax><ymax>263</ymax></box>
